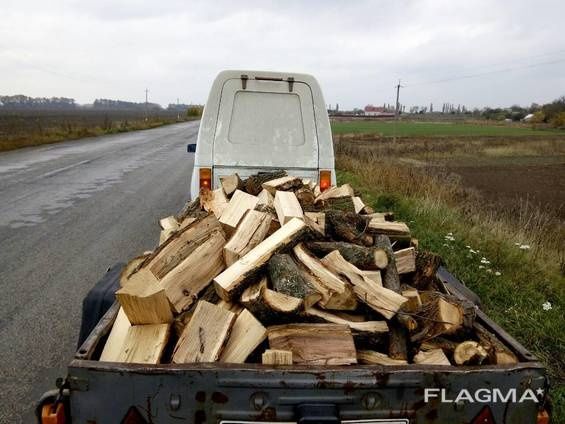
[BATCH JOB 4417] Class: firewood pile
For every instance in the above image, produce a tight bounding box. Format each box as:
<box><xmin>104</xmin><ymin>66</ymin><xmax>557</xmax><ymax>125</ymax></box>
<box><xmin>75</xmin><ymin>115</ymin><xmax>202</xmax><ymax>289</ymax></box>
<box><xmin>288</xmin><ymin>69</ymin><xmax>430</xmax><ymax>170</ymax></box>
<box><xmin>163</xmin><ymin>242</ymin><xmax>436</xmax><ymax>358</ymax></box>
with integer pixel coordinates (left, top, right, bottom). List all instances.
<box><xmin>99</xmin><ymin>171</ymin><xmax>518</xmax><ymax>367</ymax></box>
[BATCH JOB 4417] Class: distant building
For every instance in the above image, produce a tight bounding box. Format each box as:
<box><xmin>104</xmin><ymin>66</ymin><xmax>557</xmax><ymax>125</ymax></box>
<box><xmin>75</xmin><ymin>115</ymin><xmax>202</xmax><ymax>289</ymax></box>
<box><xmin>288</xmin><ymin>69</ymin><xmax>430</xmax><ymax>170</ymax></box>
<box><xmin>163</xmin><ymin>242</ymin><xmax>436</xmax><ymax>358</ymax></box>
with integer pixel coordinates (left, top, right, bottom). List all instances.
<box><xmin>522</xmin><ymin>113</ymin><xmax>535</xmax><ymax>122</ymax></box>
<box><xmin>364</xmin><ymin>105</ymin><xmax>395</xmax><ymax>117</ymax></box>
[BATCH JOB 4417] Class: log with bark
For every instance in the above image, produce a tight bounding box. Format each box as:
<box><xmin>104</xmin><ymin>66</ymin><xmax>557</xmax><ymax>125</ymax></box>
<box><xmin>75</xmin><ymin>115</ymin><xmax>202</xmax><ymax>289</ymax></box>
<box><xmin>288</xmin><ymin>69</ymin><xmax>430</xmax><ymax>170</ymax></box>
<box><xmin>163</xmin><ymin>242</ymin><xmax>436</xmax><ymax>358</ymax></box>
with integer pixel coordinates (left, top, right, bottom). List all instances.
<box><xmin>373</xmin><ymin>235</ymin><xmax>409</xmax><ymax>360</ymax></box>
<box><xmin>243</xmin><ymin>170</ymin><xmax>287</xmax><ymax>195</ymax></box>
<box><xmin>240</xmin><ymin>277</ymin><xmax>303</xmax><ymax>324</ymax></box>
<box><xmin>214</xmin><ymin>218</ymin><xmax>309</xmax><ymax>301</ymax></box>
<box><xmin>357</xmin><ymin>350</ymin><xmax>408</xmax><ymax>365</ymax></box>
<box><xmin>325</xmin><ymin>210</ymin><xmax>373</xmax><ymax>246</ymax></box>
<box><xmin>261</xmin><ymin>175</ymin><xmax>303</xmax><ymax>195</ymax></box>
<box><xmin>306</xmin><ymin>241</ymin><xmax>388</xmax><ymax>270</ymax></box>
<box><xmin>268</xmin><ymin>253</ymin><xmax>322</xmax><ymax>308</ymax></box>
<box><xmin>293</xmin><ymin>243</ymin><xmax>358</xmax><ymax>311</ymax></box>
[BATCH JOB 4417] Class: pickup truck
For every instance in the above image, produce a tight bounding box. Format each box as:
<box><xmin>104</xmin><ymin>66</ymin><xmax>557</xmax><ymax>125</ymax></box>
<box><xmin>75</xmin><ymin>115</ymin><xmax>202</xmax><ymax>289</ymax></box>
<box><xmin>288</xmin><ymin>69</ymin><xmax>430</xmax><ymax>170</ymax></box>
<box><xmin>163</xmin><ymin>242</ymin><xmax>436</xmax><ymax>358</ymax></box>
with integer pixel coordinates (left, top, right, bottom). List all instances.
<box><xmin>37</xmin><ymin>71</ymin><xmax>551</xmax><ymax>424</ymax></box>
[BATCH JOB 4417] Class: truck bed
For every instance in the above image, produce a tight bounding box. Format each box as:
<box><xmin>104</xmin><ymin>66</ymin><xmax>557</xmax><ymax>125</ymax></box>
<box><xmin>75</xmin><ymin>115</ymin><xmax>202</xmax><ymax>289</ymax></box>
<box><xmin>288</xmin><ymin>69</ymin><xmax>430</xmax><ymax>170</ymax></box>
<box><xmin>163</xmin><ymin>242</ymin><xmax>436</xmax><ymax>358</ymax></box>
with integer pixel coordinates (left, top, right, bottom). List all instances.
<box><xmin>66</xmin><ymin>268</ymin><xmax>548</xmax><ymax>424</ymax></box>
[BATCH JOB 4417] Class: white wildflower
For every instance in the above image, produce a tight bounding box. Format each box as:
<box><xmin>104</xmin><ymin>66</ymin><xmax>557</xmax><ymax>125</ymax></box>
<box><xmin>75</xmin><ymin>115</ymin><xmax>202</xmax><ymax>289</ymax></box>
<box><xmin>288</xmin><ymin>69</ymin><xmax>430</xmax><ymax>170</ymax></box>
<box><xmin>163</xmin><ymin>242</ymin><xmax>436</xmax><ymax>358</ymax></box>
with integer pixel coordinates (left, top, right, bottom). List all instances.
<box><xmin>519</xmin><ymin>244</ymin><xmax>531</xmax><ymax>250</ymax></box>
<box><xmin>478</xmin><ymin>265</ymin><xmax>485</xmax><ymax>269</ymax></box>
<box><xmin>495</xmin><ymin>271</ymin><xmax>501</xmax><ymax>276</ymax></box>
<box><xmin>542</xmin><ymin>301</ymin><xmax>552</xmax><ymax>311</ymax></box>
<box><xmin>486</xmin><ymin>269</ymin><xmax>493</xmax><ymax>273</ymax></box>
<box><xmin>515</xmin><ymin>242</ymin><xmax>521</xmax><ymax>246</ymax></box>
<box><xmin>466</xmin><ymin>245</ymin><xmax>471</xmax><ymax>249</ymax></box>
<box><xmin>469</xmin><ymin>249</ymin><xmax>477</xmax><ymax>254</ymax></box>
<box><xmin>480</xmin><ymin>258</ymin><xmax>491</xmax><ymax>265</ymax></box>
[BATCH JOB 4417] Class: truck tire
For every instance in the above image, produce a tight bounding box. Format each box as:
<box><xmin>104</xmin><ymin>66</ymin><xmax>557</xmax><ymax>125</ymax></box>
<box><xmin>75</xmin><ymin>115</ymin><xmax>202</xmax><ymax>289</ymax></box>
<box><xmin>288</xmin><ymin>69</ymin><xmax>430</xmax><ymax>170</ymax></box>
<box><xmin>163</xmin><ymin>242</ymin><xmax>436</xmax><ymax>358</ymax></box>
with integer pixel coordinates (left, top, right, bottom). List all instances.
<box><xmin>77</xmin><ymin>263</ymin><xmax>125</xmax><ymax>348</ymax></box>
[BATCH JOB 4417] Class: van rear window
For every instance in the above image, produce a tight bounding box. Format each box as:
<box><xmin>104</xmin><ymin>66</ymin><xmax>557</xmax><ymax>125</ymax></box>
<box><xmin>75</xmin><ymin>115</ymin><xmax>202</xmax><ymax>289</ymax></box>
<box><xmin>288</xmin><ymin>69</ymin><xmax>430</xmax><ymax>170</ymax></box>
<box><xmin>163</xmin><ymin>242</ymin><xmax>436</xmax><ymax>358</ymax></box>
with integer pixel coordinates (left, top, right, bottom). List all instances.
<box><xmin>228</xmin><ymin>91</ymin><xmax>305</xmax><ymax>146</ymax></box>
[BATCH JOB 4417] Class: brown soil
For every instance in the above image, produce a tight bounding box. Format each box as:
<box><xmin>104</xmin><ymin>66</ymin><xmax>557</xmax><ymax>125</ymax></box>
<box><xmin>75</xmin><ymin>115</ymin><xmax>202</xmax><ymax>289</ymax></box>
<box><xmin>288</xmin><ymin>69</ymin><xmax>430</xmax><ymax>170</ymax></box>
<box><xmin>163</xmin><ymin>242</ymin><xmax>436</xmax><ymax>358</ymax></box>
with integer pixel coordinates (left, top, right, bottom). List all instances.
<box><xmin>448</xmin><ymin>163</ymin><xmax>565</xmax><ymax>220</ymax></box>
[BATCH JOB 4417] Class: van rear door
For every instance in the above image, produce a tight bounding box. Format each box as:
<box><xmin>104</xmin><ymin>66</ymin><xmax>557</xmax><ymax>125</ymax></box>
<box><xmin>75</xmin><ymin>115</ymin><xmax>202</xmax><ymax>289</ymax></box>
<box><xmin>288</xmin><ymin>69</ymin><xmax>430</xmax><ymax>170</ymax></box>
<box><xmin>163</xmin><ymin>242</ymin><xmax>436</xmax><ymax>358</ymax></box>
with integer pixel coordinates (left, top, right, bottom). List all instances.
<box><xmin>212</xmin><ymin>77</ymin><xmax>319</xmax><ymax>185</ymax></box>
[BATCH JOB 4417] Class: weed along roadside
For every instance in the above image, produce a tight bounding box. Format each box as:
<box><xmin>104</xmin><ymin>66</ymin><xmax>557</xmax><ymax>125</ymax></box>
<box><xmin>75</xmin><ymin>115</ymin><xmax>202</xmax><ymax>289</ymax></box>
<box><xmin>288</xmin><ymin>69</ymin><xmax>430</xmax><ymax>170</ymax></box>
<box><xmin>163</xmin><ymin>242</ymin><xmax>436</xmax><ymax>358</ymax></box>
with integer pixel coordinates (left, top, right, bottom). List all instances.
<box><xmin>335</xmin><ymin>153</ymin><xmax>564</xmax><ymax>420</ymax></box>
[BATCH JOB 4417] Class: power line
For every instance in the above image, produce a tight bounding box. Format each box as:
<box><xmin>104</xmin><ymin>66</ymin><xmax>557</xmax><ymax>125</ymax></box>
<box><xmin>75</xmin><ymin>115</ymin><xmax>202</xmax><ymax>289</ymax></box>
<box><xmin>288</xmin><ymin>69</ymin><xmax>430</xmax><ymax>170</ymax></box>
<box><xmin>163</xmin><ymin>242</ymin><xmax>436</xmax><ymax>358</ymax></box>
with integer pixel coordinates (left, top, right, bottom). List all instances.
<box><xmin>405</xmin><ymin>57</ymin><xmax>565</xmax><ymax>88</ymax></box>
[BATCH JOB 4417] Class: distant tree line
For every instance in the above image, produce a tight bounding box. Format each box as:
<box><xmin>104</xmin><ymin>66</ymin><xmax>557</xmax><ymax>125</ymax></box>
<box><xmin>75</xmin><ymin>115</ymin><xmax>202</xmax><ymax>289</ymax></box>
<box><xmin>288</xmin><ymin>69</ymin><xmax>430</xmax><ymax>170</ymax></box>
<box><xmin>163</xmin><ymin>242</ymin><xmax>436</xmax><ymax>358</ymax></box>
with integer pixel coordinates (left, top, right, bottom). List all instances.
<box><xmin>0</xmin><ymin>95</ymin><xmax>76</xmax><ymax>109</ymax></box>
<box><xmin>0</xmin><ymin>95</ymin><xmax>204</xmax><ymax>114</ymax></box>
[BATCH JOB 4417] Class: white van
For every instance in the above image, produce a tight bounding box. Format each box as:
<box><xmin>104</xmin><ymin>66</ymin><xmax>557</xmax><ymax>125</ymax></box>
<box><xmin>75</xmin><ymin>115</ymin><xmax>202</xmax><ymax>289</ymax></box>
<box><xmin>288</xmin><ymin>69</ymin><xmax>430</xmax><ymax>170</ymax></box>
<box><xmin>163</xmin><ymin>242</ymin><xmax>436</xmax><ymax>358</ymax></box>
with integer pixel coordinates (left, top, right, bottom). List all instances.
<box><xmin>189</xmin><ymin>70</ymin><xmax>336</xmax><ymax>199</ymax></box>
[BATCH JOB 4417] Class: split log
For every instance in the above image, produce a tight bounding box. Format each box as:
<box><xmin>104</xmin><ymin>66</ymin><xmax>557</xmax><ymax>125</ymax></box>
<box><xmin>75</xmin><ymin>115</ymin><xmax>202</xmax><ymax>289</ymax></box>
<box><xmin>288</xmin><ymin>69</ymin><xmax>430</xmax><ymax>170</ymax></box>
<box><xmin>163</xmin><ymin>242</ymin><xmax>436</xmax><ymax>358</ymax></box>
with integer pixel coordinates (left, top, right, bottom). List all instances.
<box><xmin>365</xmin><ymin>212</ymin><xmax>386</xmax><ymax>222</ymax></box>
<box><xmin>357</xmin><ymin>350</ymin><xmax>408</xmax><ymax>365</ymax></box>
<box><xmin>113</xmin><ymin>324</ymin><xmax>171</xmax><ymax>364</ymax></box>
<box><xmin>147</xmin><ymin>214</ymin><xmax>224</xmax><ymax>279</ymax></box>
<box><xmin>223</xmin><ymin>210</ymin><xmax>272</xmax><ymax>266</ymax></box>
<box><xmin>314</xmin><ymin>184</ymin><xmax>354</xmax><ymax>204</ymax></box>
<box><xmin>219</xmin><ymin>190</ymin><xmax>259</xmax><ymax>233</ymax></box>
<box><xmin>176</xmin><ymin>196</ymin><xmax>207</xmax><ymax>222</ymax></box>
<box><xmin>158</xmin><ymin>216</ymin><xmax>180</xmax><ymax>245</ymax></box>
<box><xmin>267</xmin><ymin>323</ymin><xmax>357</xmax><ymax>365</ymax></box>
<box><xmin>352</xmin><ymin>196</ymin><xmax>366</xmax><ymax>214</ymax></box>
<box><xmin>172</xmin><ymin>284</ymin><xmax>219</xmax><ymax>337</ymax></box>
<box><xmin>361</xmin><ymin>270</ymin><xmax>383</xmax><ymax>286</ymax></box>
<box><xmin>172</xmin><ymin>301</ymin><xmax>237</xmax><ymax>363</ymax></box>
<box><xmin>268</xmin><ymin>254</ymin><xmax>322</xmax><ymax>308</ymax></box>
<box><xmin>256</xmin><ymin>189</ymin><xmax>274</xmax><ymax>208</ymax></box>
<box><xmin>216</xmin><ymin>299</ymin><xmax>244</xmax><ymax>314</ymax></box>
<box><xmin>401</xmin><ymin>288</ymin><xmax>422</xmax><ymax>312</ymax></box>
<box><xmin>411</xmin><ymin>296</ymin><xmax>465</xmax><ymax>342</ymax></box>
<box><xmin>214</xmin><ymin>218</ymin><xmax>309</xmax><ymax>301</ymax></box>
<box><xmin>219</xmin><ymin>309</ymin><xmax>267</xmax><ymax>363</ymax></box>
<box><xmin>240</xmin><ymin>278</ymin><xmax>303</xmax><ymax>324</ymax></box>
<box><xmin>325</xmin><ymin>210</ymin><xmax>373</xmax><ymax>246</ymax></box>
<box><xmin>200</xmin><ymin>188</ymin><xmax>229</xmax><ymax>218</ymax></box>
<box><xmin>320</xmin><ymin>251</ymin><xmax>407</xmax><ymax>319</ymax></box>
<box><xmin>116</xmin><ymin>269</ymin><xmax>173</xmax><ymax>324</ymax></box>
<box><xmin>262</xmin><ymin>175</ymin><xmax>303</xmax><ymax>195</ymax></box>
<box><xmin>420</xmin><ymin>337</ymin><xmax>459</xmax><ymax>353</ymax></box>
<box><xmin>414</xmin><ymin>348</ymin><xmax>451</xmax><ymax>366</ymax></box>
<box><xmin>159</xmin><ymin>229</ymin><xmax>226</xmax><ymax>313</ymax></box>
<box><xmin>100</xmin><ymin>308</ymin><xmax>131</xmax><ymax>362</ymax></box>
<box><xmin>220</xmin><ymin>174</ymin><xmax>243</xmax><ymax>197</ymax></box>
<box><xmin>304</xmin><ymin>212</ymin><xmax>325</xmax><ymax>235</ymax></box>
<box><xmin>395</xmin><ymin>247</ymin><xmax>416</xmax><ymax>274</ymax></box>
<box><xmin>368</xmin><ymin>220</ymin><xmax>411</xmax><ymax>237</ymax></box>
<box><xmin>373</xmin><ymin>235</ymin><xmax>409</xmax><ymax>360</ymax></box>
<box><xmin>262</xmin><ymin>349</ymin><xmax>293</xmax><ymax>365</ymax></box>
<box><xmin>318</xmin><ymin>196</ymin><xmax>356</xmax><ymax>213</ymax></box>
<box><xmin>454</xmin><ymin>341</ymin><xmax>488</xmax><ymax>365</ymax></box>
<box><xmin>293</xmin><ymin>243</ymin><xmax>358</xmax><ymax>311</ymax></box>
<box><xmin>413</xmin><ymin>250</ymin><xmax>443</xmax><ymax>290</ymax></box>
<box><xmin>119</xmin><ymin>254</ymin><xmax>150</xmax><ymax>287</ymax></box>
<box><xmin>474</xmin><ymin>322</ymin><xmax>518</xmax><ymax>364</ymax></box>
<box><xmin>274</xmin><ymin>191</ymin><xmax>304</xmax><ymax>225</ymax></box>
<box><xmin>244</xmin><ymin>170</ymin><xmax>287</xmax><ymax>195</ymax></box>
<box><xmin>295</xmin><ymin>186</ymin><xmax>316</xmax><ymax>211</ymax></box>
<box><xmin>303</xmin><ymin>307</ymin><xmax>388</xmax><ymax>334</ymax></box>
<box><xmin>306</xmin><ymin>241</ymin><xmax>388</xmax><ymax>270</ymax></box>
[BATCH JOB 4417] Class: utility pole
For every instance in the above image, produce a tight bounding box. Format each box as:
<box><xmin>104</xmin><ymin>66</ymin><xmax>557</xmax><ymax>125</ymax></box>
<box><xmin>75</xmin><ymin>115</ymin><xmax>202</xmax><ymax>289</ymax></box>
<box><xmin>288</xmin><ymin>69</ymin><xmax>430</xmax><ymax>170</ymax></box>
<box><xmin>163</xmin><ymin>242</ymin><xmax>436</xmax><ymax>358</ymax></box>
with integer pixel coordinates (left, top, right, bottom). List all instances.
<box><xmin>393</xmin><ymin>79</ymin><xmax>403</xmax><ymax>143</ymax></box>
<box><xmin>145</xmin><ymin>88</ymin><xmax>149</xmax><ymax>121</ymax></box>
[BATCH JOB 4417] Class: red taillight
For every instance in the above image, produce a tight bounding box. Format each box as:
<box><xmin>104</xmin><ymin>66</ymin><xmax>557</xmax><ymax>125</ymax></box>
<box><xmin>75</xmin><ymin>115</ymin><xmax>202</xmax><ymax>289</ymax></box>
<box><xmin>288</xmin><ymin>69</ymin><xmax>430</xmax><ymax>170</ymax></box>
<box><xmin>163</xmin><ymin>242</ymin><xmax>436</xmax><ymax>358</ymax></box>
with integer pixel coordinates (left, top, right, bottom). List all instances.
<box><xmin>471</xmin><ymin>406</ymin><xmax>495</xmax><ymax>424</ymax></box>
<box><xmin>41</xmin><ymin>403</ymin><xmax>65</xmax><ymax>424</ymax></box>
<box><xmin>319</xmin><ymin>170</ymin><xmax>331</xmax><ymax>192</ymax></box>
<box><xmin>537</xmin><ymin>409</ymin><xmax>550</xmax><ymax>424</ymax></box>
<box><xmin>199</xmin><ymin>167</ymin><xmax>212</xmax><ymax>190</ymax></box>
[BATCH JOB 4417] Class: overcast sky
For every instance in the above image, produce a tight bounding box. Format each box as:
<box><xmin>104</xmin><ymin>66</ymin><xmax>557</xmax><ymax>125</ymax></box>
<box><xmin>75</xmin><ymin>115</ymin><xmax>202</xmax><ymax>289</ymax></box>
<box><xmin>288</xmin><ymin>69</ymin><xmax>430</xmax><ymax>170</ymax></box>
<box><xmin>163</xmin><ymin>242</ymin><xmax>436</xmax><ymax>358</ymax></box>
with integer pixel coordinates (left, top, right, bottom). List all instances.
<box><xmin>1</xmin><ymin>0</ymin><xmax>564</xmax><ymax>110</ymax></box>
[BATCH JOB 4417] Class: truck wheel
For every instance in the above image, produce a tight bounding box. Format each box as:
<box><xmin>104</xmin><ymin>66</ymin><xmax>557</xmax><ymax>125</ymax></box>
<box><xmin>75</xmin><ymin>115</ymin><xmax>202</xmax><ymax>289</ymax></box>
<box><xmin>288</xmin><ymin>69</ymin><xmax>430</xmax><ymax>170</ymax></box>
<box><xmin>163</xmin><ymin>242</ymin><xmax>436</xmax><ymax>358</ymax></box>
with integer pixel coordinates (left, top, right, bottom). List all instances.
<box><xmin>77</xmin><ymin>262</ymin><xmax>125</xmax><ymax>348</ymax></box>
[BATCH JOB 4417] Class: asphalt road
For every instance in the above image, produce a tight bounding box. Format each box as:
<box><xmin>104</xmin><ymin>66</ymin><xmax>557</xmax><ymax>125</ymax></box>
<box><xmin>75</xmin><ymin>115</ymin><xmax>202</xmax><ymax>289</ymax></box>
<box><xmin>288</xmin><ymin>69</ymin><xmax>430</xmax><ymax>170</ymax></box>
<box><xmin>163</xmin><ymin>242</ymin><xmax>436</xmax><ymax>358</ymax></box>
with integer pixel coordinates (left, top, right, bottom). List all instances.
<box><xmin>0</xmin><ymin>121</ymin><xmax>199</xmax><ymax>423</ymax></box>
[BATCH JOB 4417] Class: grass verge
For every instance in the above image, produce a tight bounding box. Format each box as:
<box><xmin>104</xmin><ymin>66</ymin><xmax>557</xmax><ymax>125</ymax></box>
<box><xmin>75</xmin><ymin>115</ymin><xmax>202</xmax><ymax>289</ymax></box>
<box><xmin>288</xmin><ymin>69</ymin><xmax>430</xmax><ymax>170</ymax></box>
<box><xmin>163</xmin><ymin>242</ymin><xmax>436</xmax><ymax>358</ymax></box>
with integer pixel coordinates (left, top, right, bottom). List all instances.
<box><xmin>0</xmin><ymin>117</ymin><xmax>197</xmax><ymax>152</ymax></box>
<box><xmin>336</xmin><ymin>154</ymin><xmax>564</xmax><ymax>420</ymax></box>
<box><xmin>331</xmin><ymin>120</ymin><xmax>565</xmax><ymax>137</ymax></box>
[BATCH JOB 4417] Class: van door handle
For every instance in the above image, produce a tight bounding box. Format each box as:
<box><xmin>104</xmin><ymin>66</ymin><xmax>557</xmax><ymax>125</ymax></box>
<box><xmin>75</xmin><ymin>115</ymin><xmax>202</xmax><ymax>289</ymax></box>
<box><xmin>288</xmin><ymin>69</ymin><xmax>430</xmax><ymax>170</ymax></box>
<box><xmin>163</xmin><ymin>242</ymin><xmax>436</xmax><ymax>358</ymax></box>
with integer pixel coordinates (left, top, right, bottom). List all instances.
<box><xmin>295</xmin><ymin>403</ymin><xmax>340</xmax><ymax>424</ymax></box>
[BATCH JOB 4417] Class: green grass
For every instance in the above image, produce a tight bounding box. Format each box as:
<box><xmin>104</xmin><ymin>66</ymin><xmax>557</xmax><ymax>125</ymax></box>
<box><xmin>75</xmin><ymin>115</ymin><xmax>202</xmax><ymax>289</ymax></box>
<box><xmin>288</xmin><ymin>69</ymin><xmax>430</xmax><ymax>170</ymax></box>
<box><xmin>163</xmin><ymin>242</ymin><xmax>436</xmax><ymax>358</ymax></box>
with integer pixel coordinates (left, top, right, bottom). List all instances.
<box><xmin>331</xmin><ymin>120</ymin><xmax>565</xmax><ymax>137</ymax></box>
<box><xmin>336</xmin><ymin>163</ymin><xmax>564</xmax><ymax>421</ymax></box>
